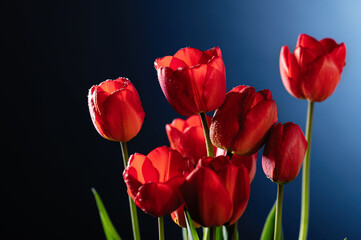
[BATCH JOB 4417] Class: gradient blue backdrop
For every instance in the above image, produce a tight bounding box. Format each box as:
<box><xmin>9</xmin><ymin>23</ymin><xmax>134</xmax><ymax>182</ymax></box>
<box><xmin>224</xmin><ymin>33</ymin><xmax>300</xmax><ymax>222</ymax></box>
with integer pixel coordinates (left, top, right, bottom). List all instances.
<box><xmin>4</xmin><ymin>0</ymin><xmax>361</xmax><ymax>239</ymax></box>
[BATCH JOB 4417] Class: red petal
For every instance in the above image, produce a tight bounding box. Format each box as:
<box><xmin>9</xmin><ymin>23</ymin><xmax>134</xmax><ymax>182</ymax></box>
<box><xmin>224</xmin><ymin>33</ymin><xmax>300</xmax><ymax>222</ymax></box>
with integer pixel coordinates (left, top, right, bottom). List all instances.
<box><xmin>173</xmin><ymin>47</ymin><xmax>207</xmax><ymax>67</ymax></box>
<box><xmin>320</xmin><ymin>38</ymin><xmax>338</xmax><ymax>53</ymax></box>
<box><xmin>279</xmin><ymin>46</ymin><xmax>304</xmax><ymax>99</ymax></box>
<box><xmin>181</xmin><ymin>166</ymin><xmax>232</xmax><ymax>227</ymax></box>
<box><xmin>134</xmin><ymin>180</ymin><xmax>183</xmax><ymax>217</ymax></box>
<box><xmin>302</xmin><ymin>54</ymin><xmax>341</xmax><ymax>102</ymax></box>
<box><xmin>179</xmin><ymin>126</ymin><xmax>209</xmax><ymax>164</ymax></box>
<box><xmin>146</xmin><ymin>146</ymin><xmax>189</xmax><ymax>182</ymax></box>
<box><xmin>232</xmin><ymin>99</ymin><xmax>277</xmax><ymax>155</ymax></box>
<box><xmin>277</xmin><ymin>123</ymin><xmax>307</xmax><ymax>183</ymax></box>
<box><xmin>231</xmin><ymin>153</ymin><xmax>258</xmax><ymax>183</ymax></box>
<box><xmin>157</xmin><ymin>66</ymin><xmax>199</xmax><ymax>116</ymax></box>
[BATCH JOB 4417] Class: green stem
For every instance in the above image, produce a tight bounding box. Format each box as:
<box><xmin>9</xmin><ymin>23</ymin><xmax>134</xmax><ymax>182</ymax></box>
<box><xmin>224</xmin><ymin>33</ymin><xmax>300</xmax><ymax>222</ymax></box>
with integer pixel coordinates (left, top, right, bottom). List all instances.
<box><xmin>209</xmin><ymin>227</ymin><xmax>219</xmax><ymax>240</ymax></box>
<box><xmin>298</xmin><ymin>101</ymin><xmax>314</xmax><ymax>240</ymax></box>
<box><xmin>202</xmin><ymin>227</ymin><xmax>210</xmax><ymax>240</ymax></box>
<box><xmin>199</xmin><ymin>112</ymin><xmax>214</xmax><ymax>157</ymax></box>
<box><xmin>120</xmin><ymin>142</ymin><xmax>141</xmax><ymax>240</ymax></box>
<box><xmin>226</xmin><ymin>222</ymin><xmax>238</xmax><ymax>240</ymax></box>
<box><xmin>158</xmin><ymin>217</ymin><xmax>164</xmax><ymax>240</ymax></box>
<box><xmin>274</xmin><ymin>184</ymin><xmax>284</xmax><ymax>240</ymax></box>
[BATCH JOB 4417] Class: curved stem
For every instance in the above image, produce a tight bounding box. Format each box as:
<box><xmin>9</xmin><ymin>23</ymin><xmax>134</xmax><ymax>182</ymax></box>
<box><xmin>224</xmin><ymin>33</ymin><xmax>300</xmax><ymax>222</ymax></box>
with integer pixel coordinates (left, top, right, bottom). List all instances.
<box><xmin>298</xmin><ymin>101</ymin><xmax>314</xmax><ymax>240</ymax></box>
<box><xmin>274</xmin><ymin>184</ymin><xmax>284</xmax><ymax>240</ymax></box>
<box><xmin>199</xmin><ymin>112</ymin><xmax>214</xmax><ymax>157</ymax></box>
<box><xmin>120</xmin><ymin>142</ymin><xmax>141</xmax><ymax>240</ymax></box>
<box><xmin>158</xmin><ymin>217</ymin><xmax>164</xmax><ymax>240</ymax></box>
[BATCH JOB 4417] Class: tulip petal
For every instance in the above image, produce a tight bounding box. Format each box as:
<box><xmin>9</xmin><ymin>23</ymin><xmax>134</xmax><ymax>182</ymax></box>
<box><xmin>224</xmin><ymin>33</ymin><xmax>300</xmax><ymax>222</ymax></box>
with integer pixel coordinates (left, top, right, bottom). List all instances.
<box><xmin>279</xmin><ymin>46</ymin><xmax>304</xmax><ymax>99</ymax></box>
<box><xmin>166</xmin><ymin>123</ymin><xmax>183</xmax><ymax>150</ymax></box>
<box><xmin>146</xmin><ymin>146</ymin><xmax>189</xmax><ymax>182</ymax></box>
<box><xmin>232</xmin><ymin>99</ymin><xmax>277</xmax><ymax>155</ymax></box>
<box><xmin>210</xmin><ymin>88</ymin><xmax>254</xmax><ymax>151</ymax></box>
<box><xmin>231</xmin><ymin>153</ymin><xmax>258</xmax><ymax>183</ymax></box>
<box><xmin>181</xmin><ymin>166</ymin><xmax>232</xmax><ymax>227</ymax></box>
<box><xmin>302</xmin><ymin>54</ymin><xmax>341</xmax><ymax>102</ymax></box>
<box><xmin>134</xmin><ymin>180</ymin><xmax>184</xmax><ymax>217</ymax></box>
<box><xmin>173</xmin><ymin>47</ymin><xmax>207</xmax><ymax>67</ymax></box>
<box><xmin>217</xmin><ymin>164</ymin><xmax>250</xmax><ymax>225</ymax></box>
<box><xmin>180</xmin><ymin>126</ymin><xmax>209</xmax><ymax>164</ymax></box>
<box><xmin>102</xmin><ymin>88</ymin><xmax>145</xmax><ymax>142</ymax></box>
<box><xmin>157</xmin><ymin>66</ymin><xmax>199</xmax><ymax>116</ymax></box>
<box><xmin>277</xmin><ymin>123</ymin><xmax>308</xmax><ymax>183</ymax></box>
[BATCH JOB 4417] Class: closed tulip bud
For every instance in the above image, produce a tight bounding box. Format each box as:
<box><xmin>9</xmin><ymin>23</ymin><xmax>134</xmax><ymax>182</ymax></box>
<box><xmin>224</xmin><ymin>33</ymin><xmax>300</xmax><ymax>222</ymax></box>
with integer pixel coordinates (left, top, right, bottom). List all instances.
<box><xmin>154</xmin><ymin>47</ymin><xmax>226</xmax><ymax>116</ymax></box>
<box><xmin>181</xmin><ymin>156</ymin><xmax>250</xmax><ymax>227</ymax></box>
<box><xmin>123</xmin><ymin>146</ymin><xmax>193</xmax><ymax>217</ymax></box>
<box><xmin>280</xmin><ymin>33</ymin><xmax>346</xmax><ymax>102</ymax></box>
<box><xmin>166</xmin><ymin>115</ymin><xmax>216</xmax><ymax>164</ymax></box>
<box><xmin>88</xmin><ymin>77</ymin><xmax>145</xmax><ymax>142</ymax></box>
<box><xmin>262</xmin><ymin>122</ymin><xmax>308</xmax><ymax>184</ymax></box>
<box><xmin>210</xmin><ymin>85</ymin><xmax>278</xmax><ymax>155</ymax></box>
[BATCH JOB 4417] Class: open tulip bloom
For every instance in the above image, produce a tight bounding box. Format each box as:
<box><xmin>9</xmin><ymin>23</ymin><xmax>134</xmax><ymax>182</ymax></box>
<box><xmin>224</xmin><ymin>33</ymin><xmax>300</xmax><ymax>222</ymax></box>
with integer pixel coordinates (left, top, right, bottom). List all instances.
<box><xmin>87</xmin><ymin>37</ymin><xmax>346</xmax><ymax>240</ymax></box>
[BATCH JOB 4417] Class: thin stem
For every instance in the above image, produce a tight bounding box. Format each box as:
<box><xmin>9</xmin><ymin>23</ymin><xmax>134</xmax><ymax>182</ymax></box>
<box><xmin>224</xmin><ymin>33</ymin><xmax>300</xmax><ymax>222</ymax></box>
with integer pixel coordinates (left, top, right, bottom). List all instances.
<box><xmin>199</xmin><ymin>112</ymin><xmax>214</xmax><ymax>157</ymax></box>
<box><xmin>298</xmin><ymin>101</ymin><xmax>314</xmax><ymax>240</ymax></box>
<box><xmin>158</xmin><ymin>217</ymin><xmax>164</xmax><ymax>240</ymax></box>
<box><xmin>209</xmin><ymin>227</ymin><xmax>219</xmax><ymax>240</ymax></box>
<box><xmin>274</xmin><ymin>184</ymin><xmax>284</xmax><ymax>240</ymax></box>
<box><xmin>226</xmin><ymin>222</ymin><xmax>239</xmax><ymax>240</ymax></box>
<box><xmin>202</xmin><ymin>227</ymin><xmax>210</xmax><ymax>240</ymax></box>
<box><xmin>120</xmin><ymin>142</ymin><xmax>141</xmax><ymax>240</ymax></box>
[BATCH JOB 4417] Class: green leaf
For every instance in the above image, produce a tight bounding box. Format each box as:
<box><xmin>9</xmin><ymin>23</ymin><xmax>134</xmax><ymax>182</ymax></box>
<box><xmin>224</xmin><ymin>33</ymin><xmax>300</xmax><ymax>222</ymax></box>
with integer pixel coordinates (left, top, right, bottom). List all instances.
<box><xmin>92</xmin><ymin>188</ymin><xmax>122</xmax><ymax>240</ymax></box>
<box><xmin>260</xmin><ymin>202</ymin><xmax>284</xmax><ymax>240</ymax></box>
<box><xmin>184</xmin><ymin>210</ymin><xmax>200</xmax><ymax>240</ymax></box>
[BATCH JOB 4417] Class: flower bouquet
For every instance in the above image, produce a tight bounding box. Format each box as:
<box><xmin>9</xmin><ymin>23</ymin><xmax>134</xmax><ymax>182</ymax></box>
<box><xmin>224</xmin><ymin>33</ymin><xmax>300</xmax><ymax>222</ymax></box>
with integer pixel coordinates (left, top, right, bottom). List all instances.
<box><xmin>87</xmin><ymin>33</ymin><xmax>346</xmax><ymax>240</ymax></box>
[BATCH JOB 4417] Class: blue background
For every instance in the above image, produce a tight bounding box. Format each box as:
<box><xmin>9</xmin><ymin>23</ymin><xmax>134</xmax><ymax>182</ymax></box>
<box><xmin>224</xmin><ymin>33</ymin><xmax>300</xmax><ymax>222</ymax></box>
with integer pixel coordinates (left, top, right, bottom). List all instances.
<box><xmin>4</xmin><ymin>0</ymin><xmax>361</xmax><ymax>239</ymax></box>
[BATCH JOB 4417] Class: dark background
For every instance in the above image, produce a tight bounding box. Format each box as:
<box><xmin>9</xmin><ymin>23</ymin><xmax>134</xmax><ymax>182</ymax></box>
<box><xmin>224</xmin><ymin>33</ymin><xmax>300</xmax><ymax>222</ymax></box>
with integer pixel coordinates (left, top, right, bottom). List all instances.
<box><xmin>3</xmin><ymin>0</ymin><xmax>361</xmax><ymax>239</ymax></box>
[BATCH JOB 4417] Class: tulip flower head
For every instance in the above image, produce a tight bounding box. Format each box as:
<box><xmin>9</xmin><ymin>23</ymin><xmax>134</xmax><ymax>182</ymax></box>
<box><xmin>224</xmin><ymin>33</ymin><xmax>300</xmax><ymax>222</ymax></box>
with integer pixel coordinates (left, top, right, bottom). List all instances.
<box><xmin>154</xmin><ymin>47</ymin><xmax>226</xmax><ymax>116</ymax></box>
<box><xmin>123</xmin><ymin>146</ymin><xmax>192</xmax><ymax>217</ymax></box>
<box><xmin>280</xmin><ymin>33</ymin><xmax>346</xmax><ymax>102</ymax></box>
<box><xmin>88</xmin><ymin>77</ymin><xmax>145</xmax><ymax>142</ymax></box>
<box><xmin>210</xmin><ymin>85</ymin><xmax>278</xmax><ymax>155</ymax></box>
<box><xmin>181</xmin><ymin>156</ymin><xmax>250</xmax><ymax>227</ymax></box>
<box><xmin>166</xmin><ymin>115</ymin><xmax>216</xmax><ymax>164</ymax></box>
<box><xmin>262</xmin><ymin>122</ymin><xmax>308</xmax><ymax>184</ymax></box>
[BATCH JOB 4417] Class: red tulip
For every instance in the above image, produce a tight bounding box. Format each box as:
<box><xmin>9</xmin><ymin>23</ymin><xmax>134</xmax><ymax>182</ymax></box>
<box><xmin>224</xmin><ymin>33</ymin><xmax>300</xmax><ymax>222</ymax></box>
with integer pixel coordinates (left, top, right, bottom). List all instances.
<box><xmin>280</xmin><ymin>33</ymin><xmax>346</xmax><ymax>102</ymax></box>
<box><xmin>181</xmin><ymin>156</ymin><xmax>250</xmax><ymax>227</ymax></box>
<box><xmin>210</xmin><ymin>85</ymin><xmax>278</xmax><ymax>155</ymax></box>
<box><xmin>216</xmin><ymin>148</ymin><xmax>257</xmax><ymax>183</ymax></box>
<box><xmin>262</xmin><ymin>122</ymin><xmax>308</xmax><ymax>184</ymax></box>
<box><xmin>166</xmin><ymin>115</ymin><xmax>216</xmax><ymax>164</ymax></box>
<box><xmin>88</xmin><ymin>77</ymin><xmax>145</xmax><ymax>142</ymax></box>
<box><xmin>123</xmin><ymin>146</ymin><xmax>192</xmax><ymax>217</ymax></box>
<box><xmin>154</xmin><ymin>47</ymin><xmax>226</xmax><ymax>116</ymax></box>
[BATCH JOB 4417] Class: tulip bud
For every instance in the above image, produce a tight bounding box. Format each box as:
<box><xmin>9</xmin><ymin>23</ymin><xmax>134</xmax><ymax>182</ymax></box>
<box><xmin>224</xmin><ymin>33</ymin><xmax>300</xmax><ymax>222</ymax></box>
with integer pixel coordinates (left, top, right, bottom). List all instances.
<box><xmin>280</xmin><ymin>33</ymin><xmax>346</xmax><ymax>102</ymax></box>
<box><xmin>88</xmin><ymin>77</ymin><xmax>145</xmax><ymax>142</ymax></box>
<box><xmin>210</xmin><ymin>85</ymin><xmax>278</xmax><ymax>155</ymax></box>
<box><xmin>154</xmin><ymin>47</ymin><xmax>226</xmax><ymax>116</ymax></box>
<box><xmin>262</xmin><ymin>122</ymin><xmax>308</xmax><ymax>184</ymax></box>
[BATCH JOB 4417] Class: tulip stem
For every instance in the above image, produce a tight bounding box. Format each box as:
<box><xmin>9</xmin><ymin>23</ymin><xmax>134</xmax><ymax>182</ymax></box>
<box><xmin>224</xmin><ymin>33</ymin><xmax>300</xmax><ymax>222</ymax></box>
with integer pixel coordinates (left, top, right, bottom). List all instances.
<box><xmin>226</xmin><ymin>222</ymin><xmax>239</xmax><ymax>240</ymax></box>
<box><xmin>210</xmin><ymin>226</ymin><xmax>220</xmax><ymax>240</ymax></box>
<box><xmin>120</xmin><ymin>142</ymin><xmax>141</xmax><ymax>240</ymax></box>
<box><xmin>274</xmin><ymin>184</ymin><xmax>284</xmax><ymax>240</ymax></box>
<box><xmin>199</xmin><ymin>112</ymin><xmax>214</xmax><ymax>157</ymax></box>
<box><xmin>158</xmin><ymin>217</ymin><xmax>165</xmax><ymax>240</ymax></box>
<box><xmin>298</xmin><ymin>101</ymin><xmax>314</xmax><ymax>240</ymax></box>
